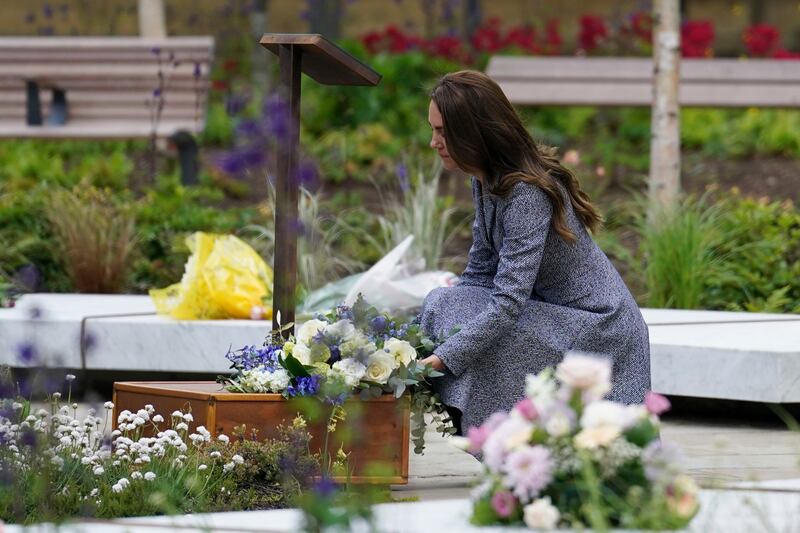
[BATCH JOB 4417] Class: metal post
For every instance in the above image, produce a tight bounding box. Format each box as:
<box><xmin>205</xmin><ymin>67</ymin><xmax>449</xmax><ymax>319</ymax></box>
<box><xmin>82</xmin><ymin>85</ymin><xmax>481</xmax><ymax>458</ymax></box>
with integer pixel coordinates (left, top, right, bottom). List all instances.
<box><xmin>272</xmin><ymin>44</ymin><xmax>302</xmax><ymax>334</ymax></box>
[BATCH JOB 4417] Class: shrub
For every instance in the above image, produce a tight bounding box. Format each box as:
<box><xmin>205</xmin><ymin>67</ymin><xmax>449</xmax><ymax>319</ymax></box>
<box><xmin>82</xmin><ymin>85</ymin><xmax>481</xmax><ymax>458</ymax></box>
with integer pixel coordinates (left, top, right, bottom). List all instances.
<box><xmin>45</xmin><ymin>187</ymin><xmax>137</xmax><ymax>294</ymax></box>
<box><xmin>703</xmin><ymin>191</ymin><xmax>800</xmax><ymax>313</ymax></box>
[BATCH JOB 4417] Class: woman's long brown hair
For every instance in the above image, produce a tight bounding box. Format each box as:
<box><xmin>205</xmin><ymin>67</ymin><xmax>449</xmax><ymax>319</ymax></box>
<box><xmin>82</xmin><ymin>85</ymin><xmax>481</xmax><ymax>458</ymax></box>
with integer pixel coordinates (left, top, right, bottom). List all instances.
<box><xmin>431</xmin><ymin>70</ymin><xmax>602</xmax><ymax>243</ymax></box>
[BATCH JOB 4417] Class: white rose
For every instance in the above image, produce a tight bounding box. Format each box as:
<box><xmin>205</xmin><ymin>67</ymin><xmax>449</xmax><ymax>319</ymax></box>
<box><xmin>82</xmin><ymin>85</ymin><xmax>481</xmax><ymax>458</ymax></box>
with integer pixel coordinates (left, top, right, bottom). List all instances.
<box><xmin>544</xmin><ymin>411</ymin><xmax>571</xmax><ymax>437</ymax></box>
<box><xmin>332</xmin><ymin>358</ymin><xmax>367</xmax><ymax>387</ymax></box>
<box><xmin>296</xmin><ymin>319</ymin><xmax>328</xmax><ymax>345</ymax></box>
<box><xmin>383</xmin><ymin>338</ymin><xmax>416</xmax><ymax>367</ymax></box>
<box><xmin>523</xmin><ymin>497</ymin><xmax>560</xmax><ymax>529</ymax></box>
<box><xmin>580</xmin><ymin>401</ymin><xmax>643</xmax><ymax>431</ymax></box>
<box><xmin>292</xmin><ymin>342</ymin><xmax>312</xmax><ymax>365</ymax></box>
<box><xmin>555</xmin><ymin>352</ymin><xmax>611</xmax><ymax>396</ymax></box>
<box><xmin>574</xmin><ymin>426</ymin><xmax>621</xmax><ymax>449</ymax></box>
<box><xmin>365</xmin><ymin>351</ymin><xmax>395</xmax><ymax>384</ymax></box>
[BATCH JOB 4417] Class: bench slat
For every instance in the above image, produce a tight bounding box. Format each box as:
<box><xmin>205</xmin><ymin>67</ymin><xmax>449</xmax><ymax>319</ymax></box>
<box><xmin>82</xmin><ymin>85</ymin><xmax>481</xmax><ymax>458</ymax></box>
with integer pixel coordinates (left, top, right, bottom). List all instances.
<box><xmin>488</xmin><ymin>56</ymin><xmax>800</xmax><ymax>107</ymax></box>
<box><xmin>0</xmin><ymin>63</ymin><xmax>209</xmax><ymax>80</ymax></box>
<box><xmin>0</xmin><ymin>90</ymin><xmax>205</xmax><ymax>106</ymax></box>
<box><xmin>0</xmin><ymin>121</ymin><xmax>205</xmax><ymax>138</ymax></box>
<box><xmin>498</xmin><ymin>80</ymin><xmax>800</xmax><ymax>107</ymax></box>
<box><xmin>488</xmin><ymin>56</ymin><xmax>800</xmax><ymax>83</ymax></box>
<box><xmin>0</xmin><ymin>36</ymin><xmax>213</xmax><ymax>49</ymax></box>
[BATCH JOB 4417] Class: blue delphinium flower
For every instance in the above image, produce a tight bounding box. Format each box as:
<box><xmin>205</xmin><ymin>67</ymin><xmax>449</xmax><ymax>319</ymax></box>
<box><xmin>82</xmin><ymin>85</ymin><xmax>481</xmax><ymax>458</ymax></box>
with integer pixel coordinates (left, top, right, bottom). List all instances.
<box><xmin>226</xmin><ymin>344</ymin><xmax>281</xmax><ymax>371</ymax></box>
<box><xmin>285</xmin><ymin>375</ymin><xmax>321</xmax><ymax>398</ymax></box>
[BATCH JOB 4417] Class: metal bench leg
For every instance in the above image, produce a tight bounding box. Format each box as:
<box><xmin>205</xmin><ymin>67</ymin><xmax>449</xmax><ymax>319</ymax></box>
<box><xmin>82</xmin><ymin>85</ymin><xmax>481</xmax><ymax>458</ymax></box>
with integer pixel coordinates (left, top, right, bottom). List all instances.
<box><xmin>47</xmin><ymin>88</ymin><xmax>68</xmax><ymax>125</ymax></box>
<box><xmin>25</xmin><ymin>80</ymin><xmax>42</xmax><ymax>125</ymax></box>
<box><xmin>171</xmin><ymin>129</ymin><xmax>199</xmax><ymax>185</ymax></box>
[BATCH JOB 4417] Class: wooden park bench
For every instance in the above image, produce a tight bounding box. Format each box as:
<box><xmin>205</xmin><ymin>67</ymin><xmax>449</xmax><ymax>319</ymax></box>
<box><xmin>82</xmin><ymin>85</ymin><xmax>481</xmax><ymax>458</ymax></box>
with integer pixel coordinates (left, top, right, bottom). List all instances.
<box><xmin>0</xmin><ymin>36</ymin><xmax>214</xmax><ymax>183</ymax></box>
<box><xmin>486</xmin><ymin>56</ymin><xmax>800</xmax><ymax>107</ymax></box>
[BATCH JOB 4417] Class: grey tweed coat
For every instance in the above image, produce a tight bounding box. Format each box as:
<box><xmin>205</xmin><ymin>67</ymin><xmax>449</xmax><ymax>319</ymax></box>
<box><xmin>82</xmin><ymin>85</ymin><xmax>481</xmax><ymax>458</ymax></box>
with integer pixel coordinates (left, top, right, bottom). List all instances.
<box><xmin>419</xmin><ymin>177</ymin><xmax>650</xmax><ymax>433</ymax></box>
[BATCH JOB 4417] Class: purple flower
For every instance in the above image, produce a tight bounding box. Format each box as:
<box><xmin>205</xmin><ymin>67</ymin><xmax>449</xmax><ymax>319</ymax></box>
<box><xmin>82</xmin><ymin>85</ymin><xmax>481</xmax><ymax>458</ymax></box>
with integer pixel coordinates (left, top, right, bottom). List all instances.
<box><xmin>329</xmin><ymin>345</ymin><xmax>341</xmax><ymax>363</ymax></box>
<box><xmin>286</xmin><ymin>375</ymin><xmax>321</xmax><ymax>397</ymax></box>
<box><xmin>43</xmin><ymin>3</ymin><xmax>54</xmax><ymax>18</ymax></box>
<box><xmin>152</xmin><ymin>88</ymin><xmax>162</xmax><ymax>98</ymax></box>
<box><xmin>370</xmin><ymin>316</ymin><xmax>387</xmax><ymax>333</ymax></box>
<box><xmin>193</xmin><ymin>62</ymin><xmax>202</xmax><ymax>79</ymax></box>
<box><xmin>502</xmin><ymin>445</ymin><xmax>554</xmax><ymax>502</ymax></box>
<box><xmin>15</xmin><ymin>264</ymin><xmax>41</xmax><ymax>291</ymax></box>
<box><xmin>294</xmin><ymin>162</ymin><xmax>318</xmax><ymax>188</ymax></box>
<box><xmin>225</xmin><ymin>93</ymin><xmax>250</xmax><ymax>117</ymax></box>
<box><xmin>314</xmin><ymin>476</ymin><xmax>338</xmax><ymax>497</ymax></box>
<box><xmin>150</xmin><ymin>47</ymin><xmax>161</xmax><ymax>56</ymax></box>
<box><xmin>225</xmin><ymin>344</ymin><xmax>281</xmax><ymax>371</ymax></box>
<box><xmin>491</xmin><ymin>490</ymin><xmax>517</xmax><ymax>518</ymax></box>
<box><xmin>17</xmin><ymin>342</ymin><xmax>36</xmax><ymax>363</ymax></box>
<box><xmin>396</xmin><ymin>163</ymin><xmax>410</xmax><ymax>193</ymax></box>
<box><xmin>24</xmin><ymin>13</ymin><xmax>36</xmax><ymax>24</ymax></box>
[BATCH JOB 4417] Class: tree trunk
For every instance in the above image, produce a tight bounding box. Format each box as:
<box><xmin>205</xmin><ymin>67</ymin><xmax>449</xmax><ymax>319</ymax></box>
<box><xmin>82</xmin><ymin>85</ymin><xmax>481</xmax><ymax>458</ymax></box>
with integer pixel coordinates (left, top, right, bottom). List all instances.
<box><xmin>250</xmin><ymin>1</ymin><xmax>272</xmax><ymax>90</ymax></box>
<box><xmin>463</xmin><ymin>0</ymin><xmax>482</xmax><ymax>43</ymax></box>
<box><xmin>648</xmin><ymin>0</ymin><xmax>681</xmax><ymax>214</ymax></box>
<box><xmin>138</xmin><ymin>0</ymin><xmax>167</xmax><ymax>38</ymax></box>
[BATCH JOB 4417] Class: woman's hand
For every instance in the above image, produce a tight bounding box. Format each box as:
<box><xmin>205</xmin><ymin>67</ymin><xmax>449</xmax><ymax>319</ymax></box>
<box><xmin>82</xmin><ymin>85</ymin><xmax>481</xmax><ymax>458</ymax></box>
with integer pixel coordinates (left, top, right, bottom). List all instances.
<box><xmin>419</xmin><ymin>354</ymin><xmax>445</xmax><ymax>371</ymax></box>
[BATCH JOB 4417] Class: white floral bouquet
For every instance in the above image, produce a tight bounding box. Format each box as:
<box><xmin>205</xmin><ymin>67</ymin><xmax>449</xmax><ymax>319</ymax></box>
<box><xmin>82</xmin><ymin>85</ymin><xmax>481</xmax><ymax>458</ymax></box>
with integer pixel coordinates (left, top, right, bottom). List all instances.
<box><xmin>219</xmin><ymin>296</ymin><xmax>453</xmax><ymax>452</ymax></box>
<box><xmin>460</xmin><ymin>352</ymin><xmax>699</xmax><ymax>530</ymax></box>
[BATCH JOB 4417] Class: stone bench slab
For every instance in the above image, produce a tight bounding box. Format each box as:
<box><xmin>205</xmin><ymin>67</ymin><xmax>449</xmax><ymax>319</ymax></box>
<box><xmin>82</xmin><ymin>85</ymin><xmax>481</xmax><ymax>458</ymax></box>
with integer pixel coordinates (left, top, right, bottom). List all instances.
<box><xmin>2</xmin><ymin>295</ymin><xmax>798</xmax><ymax>403</ymax></box>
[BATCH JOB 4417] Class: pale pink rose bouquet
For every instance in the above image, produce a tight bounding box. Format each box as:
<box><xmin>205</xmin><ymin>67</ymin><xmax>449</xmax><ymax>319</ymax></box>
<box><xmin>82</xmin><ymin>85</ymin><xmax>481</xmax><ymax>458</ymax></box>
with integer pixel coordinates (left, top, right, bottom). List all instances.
<box><xmin>460</xmin><ymin>352</ymin><xmax>699</xmax><ymax>530</ymax></box>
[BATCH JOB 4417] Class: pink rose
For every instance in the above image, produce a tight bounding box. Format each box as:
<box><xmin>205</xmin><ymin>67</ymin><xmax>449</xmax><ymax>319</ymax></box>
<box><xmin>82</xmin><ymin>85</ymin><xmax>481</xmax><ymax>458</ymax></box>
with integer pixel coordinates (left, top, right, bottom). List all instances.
<box><xmin>491</xmin><ymin>490</ymin><xmax>517</xmax><ymax>518</ymax></box>
<box><xmin>645</xmin><ymin>391</ymin><xmax>671</xmax><ymax>415</ymax></box>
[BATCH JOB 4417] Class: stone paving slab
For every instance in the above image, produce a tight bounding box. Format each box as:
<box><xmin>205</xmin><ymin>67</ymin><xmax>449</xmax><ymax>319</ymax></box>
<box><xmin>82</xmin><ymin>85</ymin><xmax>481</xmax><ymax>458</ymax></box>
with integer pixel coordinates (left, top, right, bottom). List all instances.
<box><xmin>8</xmin><ymin>490</ymin><xmax>800</xmax><ymax>532</ymax></box>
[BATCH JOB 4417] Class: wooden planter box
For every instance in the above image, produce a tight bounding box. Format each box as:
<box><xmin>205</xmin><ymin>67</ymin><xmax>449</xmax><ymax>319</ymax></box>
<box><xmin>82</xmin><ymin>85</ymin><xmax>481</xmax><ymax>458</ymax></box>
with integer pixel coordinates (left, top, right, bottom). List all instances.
<box><xmin>112</xmin><ymin>381</ymin><xmax>410</xmax><ymax>484</ymax></box>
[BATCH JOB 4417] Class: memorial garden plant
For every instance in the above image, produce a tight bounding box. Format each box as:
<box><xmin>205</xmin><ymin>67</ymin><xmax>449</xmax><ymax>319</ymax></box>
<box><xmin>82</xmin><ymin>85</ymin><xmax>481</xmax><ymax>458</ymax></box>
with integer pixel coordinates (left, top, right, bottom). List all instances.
<box><xmin>0</xmin><ymin>372</ymin><xmax>318</xmax><ymax>524</ymax></box>
<box><xmin>462</xmin><ymin>353</ymin><xmax>698</xmax><ymax>530</ymax></box>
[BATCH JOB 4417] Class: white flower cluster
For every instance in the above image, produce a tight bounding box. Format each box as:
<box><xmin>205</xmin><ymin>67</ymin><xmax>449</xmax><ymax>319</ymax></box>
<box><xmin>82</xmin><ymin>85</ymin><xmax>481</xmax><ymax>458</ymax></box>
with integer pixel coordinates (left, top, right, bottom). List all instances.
<box><xmin>230</xmin><ymin>314</ymin><xmax>420</xmax><ymax>394</ymax></box>
<box><xmin>235</xmin><ymin>367</ymin><xmax>291</xmax><ymax>393</ymax></box>
<box><xmin>0</xmin><ymin>392</ymin><xmax>245</xmax><ymax>504</ymax></box>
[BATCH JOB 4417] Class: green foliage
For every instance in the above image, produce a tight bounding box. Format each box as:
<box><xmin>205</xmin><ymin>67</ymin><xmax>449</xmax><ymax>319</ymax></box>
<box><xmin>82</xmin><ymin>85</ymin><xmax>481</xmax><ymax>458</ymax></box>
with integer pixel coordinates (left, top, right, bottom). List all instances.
<box><xmin>243</xmin><ymin>184</ymin><xmax>366</xmax><ymax>294</ymax></box>
<box><xmin>305</xmin><ymin>122</ymin><xmax>406</xmax><ymax>183</ymax></box>
<box><xmin>638</xmin><ymin>196</ymin><xmax>725</xmax><ymax>309</ymax></box>
<box><xmin>703</xmin><ymin>193</ymin><xmax>800</xmax><ymax>313</ymax></box>
<box><xmin>199</xmin><ymin>101</ymin><xmax>236</xmax><ymax>147</ymax></box>
<box><xmin>301</xmin><ymin>41</ymin><xmax>463</xmax><ymax>144</ymax></box>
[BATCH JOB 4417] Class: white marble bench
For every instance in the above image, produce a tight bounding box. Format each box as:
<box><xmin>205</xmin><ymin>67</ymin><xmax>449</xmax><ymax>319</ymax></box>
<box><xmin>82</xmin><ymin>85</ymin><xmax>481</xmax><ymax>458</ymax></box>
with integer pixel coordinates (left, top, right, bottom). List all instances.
<box><xmin>2</xmin><ymin>294</ymin><xmax>799</xmax><ymax>402</ymax></box>
<box><xmin>0</xmin><ymin>294</ymin><xmax>266</xmax><ymax>373</ymax></box>
<box><xmin>642</xmin><ymin>308</ymin><xmax>800</xmax><ymax>403</ymax></box>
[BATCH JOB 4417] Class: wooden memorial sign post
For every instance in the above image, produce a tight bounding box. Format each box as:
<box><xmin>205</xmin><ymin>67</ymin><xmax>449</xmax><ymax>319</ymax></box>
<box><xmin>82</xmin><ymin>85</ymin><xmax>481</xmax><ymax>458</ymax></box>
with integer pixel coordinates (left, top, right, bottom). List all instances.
<box><xmin>260</xmin><ymin>33</ymin><xmax>381</xmax><ymax>334</ymax></box>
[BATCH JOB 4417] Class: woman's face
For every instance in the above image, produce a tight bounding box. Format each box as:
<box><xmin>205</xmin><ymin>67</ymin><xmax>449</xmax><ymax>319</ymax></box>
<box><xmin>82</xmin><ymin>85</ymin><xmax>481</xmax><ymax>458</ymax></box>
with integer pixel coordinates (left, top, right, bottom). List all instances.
<box><xmin>428</xmin><ymin>100</ymin><xmax>459</xmax><ymax>171</ymax></box>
